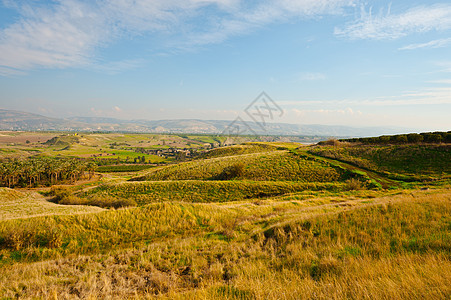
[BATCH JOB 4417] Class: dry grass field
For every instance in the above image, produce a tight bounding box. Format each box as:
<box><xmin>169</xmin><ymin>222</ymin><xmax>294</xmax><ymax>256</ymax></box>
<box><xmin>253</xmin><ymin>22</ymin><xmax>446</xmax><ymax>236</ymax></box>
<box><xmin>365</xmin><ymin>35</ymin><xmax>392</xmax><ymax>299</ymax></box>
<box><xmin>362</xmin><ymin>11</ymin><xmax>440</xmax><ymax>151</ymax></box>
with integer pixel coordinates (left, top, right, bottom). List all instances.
<box><xmin>0</xmin><ymin>188</ymin><xmax>103</xmax><ymax>221</ymax></box>
<box><xmin>0</xmin><ymin>189</ymin><xmax>449</xmax><ymax>299</ymax></box>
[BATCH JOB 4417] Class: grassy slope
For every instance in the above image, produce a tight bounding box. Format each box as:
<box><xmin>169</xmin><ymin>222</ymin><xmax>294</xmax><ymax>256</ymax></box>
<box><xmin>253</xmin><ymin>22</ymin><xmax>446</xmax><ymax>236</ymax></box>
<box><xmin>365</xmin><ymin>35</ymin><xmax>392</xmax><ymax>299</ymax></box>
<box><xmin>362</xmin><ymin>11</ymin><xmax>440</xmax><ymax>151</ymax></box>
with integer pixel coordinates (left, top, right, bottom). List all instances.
<box><xmin>0</xmin><ymin>189</ymin><xmax>449</xmax><ymax>298</ymax></box>
<box><xmin>0</xmin><ymin>188</ymin><xmax>103</xmax><ymax>221</ymax></box>
<box><xmin>201</xmin><ymin>143</ymin><xmax>279</xmax><ymax>158</ymax></box>
<box><xmin>309</xmin><ymin>144</ymin><xmax>451</xmax><ymax>181</ymax></box>
<box><xmin>78</xmin><ymin>180</ymin><xmax>348</xmax><ymax>205</ymax></box>
<box><xmin>133</xmin><ymin>151</ymin><xmax>351</xmax><ymax>182</ymax></box>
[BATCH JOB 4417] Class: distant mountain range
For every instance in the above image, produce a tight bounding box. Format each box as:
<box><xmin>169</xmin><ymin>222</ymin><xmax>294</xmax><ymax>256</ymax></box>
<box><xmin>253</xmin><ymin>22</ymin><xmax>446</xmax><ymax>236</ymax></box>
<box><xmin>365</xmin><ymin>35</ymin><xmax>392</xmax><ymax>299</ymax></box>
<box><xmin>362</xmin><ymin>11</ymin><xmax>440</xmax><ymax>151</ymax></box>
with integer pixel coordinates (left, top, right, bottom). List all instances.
<box><xmin>0</xmin><ymin>108</ymin><xmax>412</xmax><ymax>138</ymax></box>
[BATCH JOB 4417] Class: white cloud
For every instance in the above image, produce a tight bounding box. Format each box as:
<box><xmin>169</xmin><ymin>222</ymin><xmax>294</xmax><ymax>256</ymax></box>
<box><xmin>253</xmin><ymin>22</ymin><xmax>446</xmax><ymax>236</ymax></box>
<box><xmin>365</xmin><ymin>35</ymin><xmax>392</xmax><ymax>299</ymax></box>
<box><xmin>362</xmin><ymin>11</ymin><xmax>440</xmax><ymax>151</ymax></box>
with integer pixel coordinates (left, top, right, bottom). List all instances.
<box><xmin>399</xmin><ymin>38</ymin><xmax>451</xmax><ymax>50</ymax></box>
<box><xmin>0</xmin><ymin>66</ymin><xmax>26</xmax><ymax>76</ymax></box>
<box><xmin>0</xmin><ymin>0</ymin><xmax>356</xmax><ymax>74</ymax></box>
<box><xmin>335</xmin><ymin>4</ymin><xmax>451</xmax><ymax>40</ymax></box>
<box><xmin>0</xmin><ymin>1</ymin><xmax>107</xmax><ymax>70</ymax></box>
<box><xmin>183</xmin><ymin>0</ymin><xmax>357</xmax><ymax>46</ymax></box>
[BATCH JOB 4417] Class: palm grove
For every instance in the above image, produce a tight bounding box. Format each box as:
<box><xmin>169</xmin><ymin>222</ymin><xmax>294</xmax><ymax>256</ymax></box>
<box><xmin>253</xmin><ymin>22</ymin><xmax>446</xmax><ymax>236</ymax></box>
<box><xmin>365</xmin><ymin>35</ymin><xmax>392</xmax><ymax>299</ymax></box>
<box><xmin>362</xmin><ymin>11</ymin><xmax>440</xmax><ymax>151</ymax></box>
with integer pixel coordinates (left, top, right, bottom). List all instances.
<box><xmin>0</xmin><ymin>157</ymin><xmax>96</xmax><ymax>188</ymax></box>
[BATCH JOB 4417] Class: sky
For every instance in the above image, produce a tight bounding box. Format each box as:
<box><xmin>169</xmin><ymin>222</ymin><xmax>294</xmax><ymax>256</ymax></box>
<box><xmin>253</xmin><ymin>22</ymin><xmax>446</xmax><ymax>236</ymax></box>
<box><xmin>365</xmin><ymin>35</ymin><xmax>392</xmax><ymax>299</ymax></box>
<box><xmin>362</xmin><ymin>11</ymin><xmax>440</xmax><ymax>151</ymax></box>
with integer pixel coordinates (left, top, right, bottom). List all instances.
<box><xmin>0</xmin><ymin>0</ymin><xmax>450</xmax><ymax>131</ymax></box>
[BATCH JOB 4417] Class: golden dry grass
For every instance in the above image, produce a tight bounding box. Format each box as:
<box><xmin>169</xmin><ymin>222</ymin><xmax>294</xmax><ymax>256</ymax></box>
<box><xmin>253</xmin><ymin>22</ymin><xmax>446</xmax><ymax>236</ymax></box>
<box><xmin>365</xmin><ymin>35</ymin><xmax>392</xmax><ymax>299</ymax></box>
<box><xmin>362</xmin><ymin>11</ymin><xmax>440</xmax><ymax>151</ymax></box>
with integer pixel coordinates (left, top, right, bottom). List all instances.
<box><xmin>0</xmin><ymin>188</ymin><xmax>103</xmax><ymax>221</ymax></box>
<box><xmin>0</xmin><ymin>189</ymin><xmax>449</xmax><ymax>299</ymax></box>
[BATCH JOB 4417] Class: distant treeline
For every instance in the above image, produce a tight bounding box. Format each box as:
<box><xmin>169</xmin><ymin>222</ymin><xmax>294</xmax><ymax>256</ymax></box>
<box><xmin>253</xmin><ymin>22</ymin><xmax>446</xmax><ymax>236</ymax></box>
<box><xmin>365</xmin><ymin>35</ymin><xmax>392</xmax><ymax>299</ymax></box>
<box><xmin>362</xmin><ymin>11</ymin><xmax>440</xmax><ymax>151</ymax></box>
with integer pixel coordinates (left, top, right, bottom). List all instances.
<box><xmin>337</xmin><ymin>131</ymin><xmax>451</xmax><ymax>145</ymax></box>
<box><xmin>0</xmin><ymin>157</ymin><xmax>97</xmax><ymax>188</ymax></box>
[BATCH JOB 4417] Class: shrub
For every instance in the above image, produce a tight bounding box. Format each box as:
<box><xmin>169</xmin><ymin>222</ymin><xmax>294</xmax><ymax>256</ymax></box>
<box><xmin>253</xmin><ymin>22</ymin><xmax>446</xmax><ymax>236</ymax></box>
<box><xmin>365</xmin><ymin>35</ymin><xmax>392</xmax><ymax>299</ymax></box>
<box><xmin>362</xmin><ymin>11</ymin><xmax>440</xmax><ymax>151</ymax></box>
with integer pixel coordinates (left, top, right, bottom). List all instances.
<box><xmin>87</xmin><ymin>196</ymin><xmax>137</xmax><ymax>209</ymax></box>
<box><xmin>49</xmin><ymin>186</ymin><xmax>73</xmax><ymax>203</ymax></box>
<box><xmin>0</xmin><ymin>225</ymin><xmax>63</xmax><ymax>250</ymax></box>
<box><xmin>319</xmin><ymin>139</ymin><xmax>341</xmax><ymax>146</ymax></box>
<box><xmin>345</xmin><ymin>178</ymin><xmax>364</xmax><ymax>190</ymax></box>
<box><xmin>216</xmin><ymin>163</ymin><xmax>245</xmax><ymax>180</ymax></box>
<box><xmin>50</xmin><ymin>186</ymin><xmax>136</xmax><ymax>208</ymax></box>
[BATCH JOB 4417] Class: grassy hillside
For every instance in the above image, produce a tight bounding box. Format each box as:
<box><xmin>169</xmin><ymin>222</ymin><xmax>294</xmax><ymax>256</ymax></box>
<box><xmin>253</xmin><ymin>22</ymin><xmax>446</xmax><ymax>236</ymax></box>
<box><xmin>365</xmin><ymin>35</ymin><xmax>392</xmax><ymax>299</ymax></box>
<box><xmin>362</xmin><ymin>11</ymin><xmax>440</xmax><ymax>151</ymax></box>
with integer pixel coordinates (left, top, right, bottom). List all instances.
<box><xmin>201</xmin><ymin>143</ymin><xmax>279</xmax><ymax>158</ymax></box>
<box><xmin>0</xmin><ymin>188</ymin><xmax>103</xmax><ymax>220</ymax></box>
<box><xmin>133</xmin><ymin>151</ymin><xmax>355</xmax><ymax>182</ymax></box>
<box><xmin>77</xmin><ymin>180</ymin><xmax>350</xmax><ymax>205</ymax></box>
<box><xmin>309</xmin><ymin>144</ymin><xmax>451</xmax><ymax>181</ymax></box>
<box><xmin>0</xmin><ymin>189</ymin><xmax>449</xmax><ymax>298</ymax></box>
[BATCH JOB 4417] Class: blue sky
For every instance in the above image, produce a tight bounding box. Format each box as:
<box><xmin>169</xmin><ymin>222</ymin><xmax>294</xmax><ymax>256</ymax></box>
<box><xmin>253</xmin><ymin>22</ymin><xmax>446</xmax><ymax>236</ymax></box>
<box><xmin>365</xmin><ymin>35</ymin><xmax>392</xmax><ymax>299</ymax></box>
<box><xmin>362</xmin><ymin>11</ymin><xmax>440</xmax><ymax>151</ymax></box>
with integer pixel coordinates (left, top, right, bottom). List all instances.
<box><xmin>0</xmin><ymin>0</ymin><xmax>450</xmax><ymax>131</ymax></box>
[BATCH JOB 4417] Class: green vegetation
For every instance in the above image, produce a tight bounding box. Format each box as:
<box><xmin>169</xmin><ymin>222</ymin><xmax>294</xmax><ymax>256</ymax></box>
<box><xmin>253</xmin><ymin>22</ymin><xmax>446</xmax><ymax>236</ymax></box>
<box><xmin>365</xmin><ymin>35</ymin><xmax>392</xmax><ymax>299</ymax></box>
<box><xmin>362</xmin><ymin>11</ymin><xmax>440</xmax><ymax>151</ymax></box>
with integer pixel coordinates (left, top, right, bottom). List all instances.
<box><xmin>78</xmin><ymin>180</ymin><xmax>350</xmax><ymax>205</ymax></box>
<box><xmin>201</xmin><ymin>143</ymin><xmax>278</xmax><ymax>158</ymax></box>
<box><xmin>309</xmin><ymin>144</ymin><xmax>451</xmax><ymax>181</ymax></box>
<box><xmin>338</xmin><ymin>131</ymin><xmax>451</xmax><ymax>144</ymax></box>
<box><xmin>96</xmin><ymin>164</ymin><xmax>154</xmax><ymax>173</ymax></box>
<box><xmin>134</xmin><ymin>151</ymin><xmax>356</xmax><ymax>182</ymax></box>
<box><xmin>0</xmin><ymin>131</ymin><xmax>450</xmax><ymax>298</ymax></box>
<box><xmin>44</xmin><ymin>134</ymin><xmax>80</xmax><ymax>146</ymax></box>
<box><xmin>0</xmin><ymin>157</ymin><xmax>96</xmax><ymax>187</ymax></box>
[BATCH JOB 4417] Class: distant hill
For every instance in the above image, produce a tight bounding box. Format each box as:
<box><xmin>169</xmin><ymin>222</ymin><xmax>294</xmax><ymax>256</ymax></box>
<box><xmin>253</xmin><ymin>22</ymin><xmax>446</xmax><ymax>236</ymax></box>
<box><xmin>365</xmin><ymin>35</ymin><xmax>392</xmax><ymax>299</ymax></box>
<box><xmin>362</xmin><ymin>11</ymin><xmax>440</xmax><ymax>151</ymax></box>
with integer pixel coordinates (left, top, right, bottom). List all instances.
<box><xmin>0</xmin><ymin>108</ymin><xmax>411</xmax><ymax>137</ymax></box>
<box><xmin>0</xmin><ymin>109</ymin><xmax>83</xmax><ymax>131</ymax></box>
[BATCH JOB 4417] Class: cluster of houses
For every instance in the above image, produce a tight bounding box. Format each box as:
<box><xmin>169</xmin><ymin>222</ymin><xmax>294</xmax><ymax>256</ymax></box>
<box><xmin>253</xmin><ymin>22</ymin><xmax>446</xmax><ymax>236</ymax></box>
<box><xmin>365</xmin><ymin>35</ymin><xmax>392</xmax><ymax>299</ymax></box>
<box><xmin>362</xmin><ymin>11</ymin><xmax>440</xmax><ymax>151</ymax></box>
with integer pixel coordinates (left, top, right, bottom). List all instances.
<box><xmin>134</xmin><ymin>144</ymin><xmax>214</xmax><ymax>160</ymax></box>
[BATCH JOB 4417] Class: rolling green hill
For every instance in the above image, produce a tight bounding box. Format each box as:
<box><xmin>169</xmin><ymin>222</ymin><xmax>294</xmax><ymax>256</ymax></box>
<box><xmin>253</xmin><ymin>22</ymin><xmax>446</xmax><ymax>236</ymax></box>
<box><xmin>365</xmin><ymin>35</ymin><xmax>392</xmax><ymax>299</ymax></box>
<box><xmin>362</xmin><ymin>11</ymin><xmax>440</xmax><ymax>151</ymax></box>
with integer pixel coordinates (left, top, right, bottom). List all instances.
<box><xmin>133</xmin><ymin>151</ymin><xmax>355</xmax><ymax>182</ymax></box>
<box><xmin>309</xmin><ymin>144</ymin><xmax>451</xmax><ymax>181</ymax></box>
<box><xmin>77</xmin><ymin>180</ymin><xmax>348</xmax><ymax>205</ymax></box>
<box><xmin>200</xmin><ymin>143</ymin><xmax>279</xmax><ymax>158</ymax></box>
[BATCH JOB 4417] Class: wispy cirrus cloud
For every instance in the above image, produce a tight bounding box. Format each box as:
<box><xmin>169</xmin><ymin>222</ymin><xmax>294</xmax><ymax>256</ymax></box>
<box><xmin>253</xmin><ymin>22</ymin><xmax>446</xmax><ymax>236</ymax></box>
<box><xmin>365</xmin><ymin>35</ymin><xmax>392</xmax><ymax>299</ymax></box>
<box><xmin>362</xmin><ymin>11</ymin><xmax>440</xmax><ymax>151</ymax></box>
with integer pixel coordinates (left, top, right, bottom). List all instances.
<box><xmin>0</xmin><ymin>0</ymin><xmax>357</xmax><ymax>75</ymax></box>
<box><xmin>335</xmin><ymin>4</ymin><xmax>451</xmax><ymax>40</ymax></box>
<box><xmin>399</xmin><ymin>37</ymin><xmax>451</xmax><ymax>50</ymax></box>
<box><xmin>0</xmin><ymin>0</ymin><xmax>107</xmax><ymax>71</ymax></box>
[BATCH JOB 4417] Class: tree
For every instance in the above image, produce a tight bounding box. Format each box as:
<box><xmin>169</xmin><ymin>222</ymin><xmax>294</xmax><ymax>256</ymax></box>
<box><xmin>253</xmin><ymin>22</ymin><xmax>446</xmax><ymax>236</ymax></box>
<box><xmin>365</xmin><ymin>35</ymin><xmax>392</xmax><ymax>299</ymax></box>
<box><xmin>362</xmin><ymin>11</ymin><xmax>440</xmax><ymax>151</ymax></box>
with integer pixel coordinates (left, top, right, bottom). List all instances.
<box><xmin>444</xmin><ymin>132</ymin><xmax>451</xmax><ymax>143</ymax></box>
<box><xmin>422</xmin><ymin>133</ymin><xmax>442</xmax><ymax>143</ymax></box>
<box><xmin>378</xmin><ymin>136</ymin><xmax>391</xmax><ymax>144</ymax></box>
<box><xmin>407</xmin><ymin>133</ymin><xmax>423</xmax><ymax>143</ymax></box>
<box><xmin>395</xmin><ymin>135</ymin><xmax>408</xmax><ymax>144</ymax></box>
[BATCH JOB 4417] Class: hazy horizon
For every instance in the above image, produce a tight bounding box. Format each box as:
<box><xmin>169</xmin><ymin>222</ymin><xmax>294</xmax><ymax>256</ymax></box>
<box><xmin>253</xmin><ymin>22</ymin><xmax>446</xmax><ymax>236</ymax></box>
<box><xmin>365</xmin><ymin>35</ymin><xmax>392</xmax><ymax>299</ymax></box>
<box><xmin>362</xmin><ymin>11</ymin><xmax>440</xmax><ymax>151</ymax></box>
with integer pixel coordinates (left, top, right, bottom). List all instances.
<box><xmin>1</xmin><ymin>1</ymin><xmax>450</xmax><ymax>132</ymax></box>
<box><xmin>0</xmin><ymin>107</ymin><xmax>416</xmax><ymax>130</ymax></box>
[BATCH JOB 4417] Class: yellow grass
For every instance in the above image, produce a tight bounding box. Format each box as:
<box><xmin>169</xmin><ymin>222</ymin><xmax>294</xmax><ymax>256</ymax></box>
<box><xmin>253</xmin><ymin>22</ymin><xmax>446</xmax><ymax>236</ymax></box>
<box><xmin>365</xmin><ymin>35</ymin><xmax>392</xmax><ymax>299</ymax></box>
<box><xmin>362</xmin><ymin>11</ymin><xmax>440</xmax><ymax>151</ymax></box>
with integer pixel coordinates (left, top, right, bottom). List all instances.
<box><xmin>0</xmin><ymin>188</ymin><xmax>103</xmax><ymax>221</ymax></box>
<box><xmin>0</xmin><ymin>189</ymin><xmax>449</xmax><ymax>299</ymax></box>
